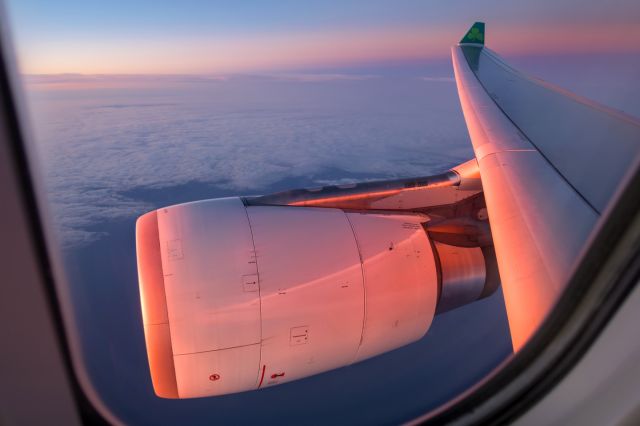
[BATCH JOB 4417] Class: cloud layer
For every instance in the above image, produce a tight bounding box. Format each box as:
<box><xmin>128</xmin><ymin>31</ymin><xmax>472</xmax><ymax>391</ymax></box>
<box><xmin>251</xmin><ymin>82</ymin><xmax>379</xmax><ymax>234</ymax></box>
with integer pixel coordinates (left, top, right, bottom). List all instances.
<box><xmin>25</xmin><ymin>73</ymin><xmax>472</xmax><ymax>246</ymax></box>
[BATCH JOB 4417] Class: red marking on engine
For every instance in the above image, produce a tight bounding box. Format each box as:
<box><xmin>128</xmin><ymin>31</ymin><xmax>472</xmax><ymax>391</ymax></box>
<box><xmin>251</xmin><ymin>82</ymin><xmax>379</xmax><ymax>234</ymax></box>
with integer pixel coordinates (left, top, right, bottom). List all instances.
<box><xmin>257</xmin><ymin>365</ymin><xmax>266</xmax><ymax>388</ymax></box>
<box><xmin>271</xmin><ymin>372</ymin><xmax>285</xmax><ymax>379</ymax></box>
<box><xmin>209</xmin><ymin>373</ymin><xmax>220</xmax><ymax>381</ymax></box>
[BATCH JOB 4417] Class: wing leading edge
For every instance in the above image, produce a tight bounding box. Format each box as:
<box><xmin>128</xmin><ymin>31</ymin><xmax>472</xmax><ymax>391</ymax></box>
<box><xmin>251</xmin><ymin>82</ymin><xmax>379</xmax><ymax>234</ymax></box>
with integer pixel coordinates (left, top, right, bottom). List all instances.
<box><xmin>453</xmin><ymin>22</ymin><xmax>640</xmax><ymax>350</ymax></box>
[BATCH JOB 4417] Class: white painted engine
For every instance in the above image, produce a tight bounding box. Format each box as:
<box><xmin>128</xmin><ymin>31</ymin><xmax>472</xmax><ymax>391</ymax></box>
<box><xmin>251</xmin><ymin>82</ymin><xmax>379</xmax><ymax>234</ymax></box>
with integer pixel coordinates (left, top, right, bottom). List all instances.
<box><xmin>136</xmin><ymin>196</ymin><xmax>490</xmax><ymax>399</ymax></box>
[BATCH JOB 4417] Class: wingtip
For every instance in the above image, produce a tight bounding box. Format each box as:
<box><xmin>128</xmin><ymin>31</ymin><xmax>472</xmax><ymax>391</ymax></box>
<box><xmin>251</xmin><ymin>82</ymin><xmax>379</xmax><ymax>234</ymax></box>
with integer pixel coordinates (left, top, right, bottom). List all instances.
<box><xmin>459</xmin><ymin>22</ymin><xmax>485</xmax><ymax>47</ymax></box>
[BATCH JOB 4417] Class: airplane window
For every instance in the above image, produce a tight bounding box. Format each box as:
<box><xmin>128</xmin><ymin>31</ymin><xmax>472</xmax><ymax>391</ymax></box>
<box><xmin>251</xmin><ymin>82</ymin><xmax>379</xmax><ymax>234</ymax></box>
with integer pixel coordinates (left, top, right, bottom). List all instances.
<box><xmin>4</xmin><ymin>1</ymin><xmax>639</xmax><ymax>424</ymax></box>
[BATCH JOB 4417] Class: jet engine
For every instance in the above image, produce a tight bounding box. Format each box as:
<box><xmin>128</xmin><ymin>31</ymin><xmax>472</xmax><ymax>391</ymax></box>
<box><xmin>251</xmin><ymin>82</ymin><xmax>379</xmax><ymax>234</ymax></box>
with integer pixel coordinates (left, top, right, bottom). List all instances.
<box><xmin>136</xmin><ymin>196</ymin><xmax>494</xmax><ymax>398</ymax></box>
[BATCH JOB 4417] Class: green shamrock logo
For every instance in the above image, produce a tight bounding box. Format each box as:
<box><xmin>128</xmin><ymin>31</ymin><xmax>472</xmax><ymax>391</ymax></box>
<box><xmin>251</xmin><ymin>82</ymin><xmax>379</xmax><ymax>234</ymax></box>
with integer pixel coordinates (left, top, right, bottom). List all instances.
<box><xmin>467</xmin><ymin>27</ymin><xmax>484</xmax><ymax>42</ymax></box>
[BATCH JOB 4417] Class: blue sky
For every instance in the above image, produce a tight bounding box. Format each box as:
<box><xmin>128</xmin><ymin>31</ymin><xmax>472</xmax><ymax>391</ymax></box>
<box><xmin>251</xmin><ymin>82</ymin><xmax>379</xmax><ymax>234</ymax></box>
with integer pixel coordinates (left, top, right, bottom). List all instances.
<box><xmin>8</xmin><ymin>0</ymin><xmax>640</xmax><ymax>35</ymax></box>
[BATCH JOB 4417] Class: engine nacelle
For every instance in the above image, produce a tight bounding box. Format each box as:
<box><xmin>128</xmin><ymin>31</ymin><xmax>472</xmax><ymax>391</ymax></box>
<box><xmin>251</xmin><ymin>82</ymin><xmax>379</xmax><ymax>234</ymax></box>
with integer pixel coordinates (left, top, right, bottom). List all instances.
<box><xmin>136</xmin><ymin>197</ymin><xmax>491</xmax><ymax>399</ymax></box>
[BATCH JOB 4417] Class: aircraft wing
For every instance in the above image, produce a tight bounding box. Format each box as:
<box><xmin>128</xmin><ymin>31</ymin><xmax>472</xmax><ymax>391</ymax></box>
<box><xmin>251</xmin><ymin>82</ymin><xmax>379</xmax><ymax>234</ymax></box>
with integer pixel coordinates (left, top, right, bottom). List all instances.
<box><xmin>452</xmin><ymin>22</ymin><xmax>640</xmax><ymax>350</ymax></box>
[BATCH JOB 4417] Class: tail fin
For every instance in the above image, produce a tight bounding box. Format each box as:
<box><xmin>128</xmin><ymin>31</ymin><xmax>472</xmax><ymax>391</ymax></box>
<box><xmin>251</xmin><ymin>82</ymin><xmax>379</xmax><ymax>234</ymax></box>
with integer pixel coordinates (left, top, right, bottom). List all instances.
<box><xmin>459</xmin><ymin>22</ymin><xmax>485</xmax><ymax>46</ymax></box>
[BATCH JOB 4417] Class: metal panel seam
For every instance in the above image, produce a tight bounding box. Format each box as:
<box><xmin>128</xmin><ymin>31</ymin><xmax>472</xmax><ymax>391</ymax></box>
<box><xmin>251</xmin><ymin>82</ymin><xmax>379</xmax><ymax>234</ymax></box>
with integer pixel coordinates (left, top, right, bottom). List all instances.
<box><xmin>173</xmin><ymin>342</ymin><xmax>261</xmax><ymax>357</ymax></box>
<box><xmin>344</xmin><ymin>211</ymin><xmax>368</xmax><ymax>365</ymax></box>
<box><xmin>242</xmin><ymin>206</ymin><xmax>264</xmax><ymax>389</ymax></box>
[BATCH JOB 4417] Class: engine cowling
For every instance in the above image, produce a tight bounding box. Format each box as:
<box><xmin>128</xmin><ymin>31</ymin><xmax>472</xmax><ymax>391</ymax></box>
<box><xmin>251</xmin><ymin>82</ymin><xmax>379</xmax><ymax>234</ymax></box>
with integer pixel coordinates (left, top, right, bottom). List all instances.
<box><xmin>136</xmin><ymin>196</ymin><xmax>492</xmax><ymax>399</ymax></box>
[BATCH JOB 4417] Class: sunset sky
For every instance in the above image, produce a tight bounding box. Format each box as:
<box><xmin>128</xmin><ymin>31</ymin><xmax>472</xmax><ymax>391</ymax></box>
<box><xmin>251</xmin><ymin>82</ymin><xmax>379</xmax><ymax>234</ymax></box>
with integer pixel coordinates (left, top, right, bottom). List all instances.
<box><xmin>6</xmin><ymin>0</ymin><xmax>640</xmax><ymax>75</ymax></box>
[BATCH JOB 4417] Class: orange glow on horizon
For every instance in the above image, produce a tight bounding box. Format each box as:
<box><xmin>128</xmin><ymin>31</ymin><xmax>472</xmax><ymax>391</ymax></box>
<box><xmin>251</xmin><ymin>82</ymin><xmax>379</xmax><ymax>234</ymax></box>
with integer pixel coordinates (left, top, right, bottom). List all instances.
<box><xmin>16</xmin><ymin>22</ymin><xmax>640</xmax><ymax>75</ymax></box>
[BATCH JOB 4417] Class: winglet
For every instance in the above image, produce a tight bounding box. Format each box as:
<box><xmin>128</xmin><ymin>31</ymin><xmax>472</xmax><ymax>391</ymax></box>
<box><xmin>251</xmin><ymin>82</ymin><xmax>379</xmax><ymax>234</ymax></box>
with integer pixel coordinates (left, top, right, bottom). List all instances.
<box><xmin>459</xmin><ymin>22</ymin><xmax>485</xmax><ymax>46</ymax></box>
